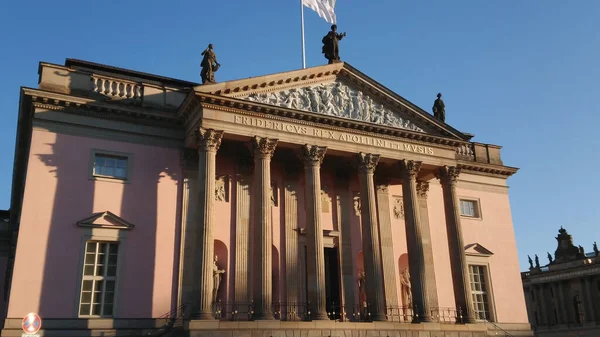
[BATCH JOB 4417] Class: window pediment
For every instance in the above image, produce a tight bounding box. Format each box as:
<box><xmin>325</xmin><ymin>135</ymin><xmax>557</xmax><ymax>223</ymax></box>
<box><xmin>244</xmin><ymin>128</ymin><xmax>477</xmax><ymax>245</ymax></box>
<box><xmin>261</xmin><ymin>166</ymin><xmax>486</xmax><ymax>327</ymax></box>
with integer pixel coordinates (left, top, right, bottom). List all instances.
<box><xmin>76</xmin><ymin>211</ymin><xmax>134</xmax><ymax>230</ymax></box>
<box><xmin>465</xmin><ymin>243</ymin><xmax>494</xmax><ymax>257</ymax></box>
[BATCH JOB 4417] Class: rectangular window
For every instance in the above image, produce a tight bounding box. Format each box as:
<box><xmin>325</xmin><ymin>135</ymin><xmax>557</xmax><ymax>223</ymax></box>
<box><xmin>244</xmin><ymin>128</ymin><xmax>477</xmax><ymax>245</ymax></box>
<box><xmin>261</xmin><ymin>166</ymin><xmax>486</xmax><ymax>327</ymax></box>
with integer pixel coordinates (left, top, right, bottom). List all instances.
<box><xmin>460</xmin><ymin>199</ymin><xmax>480</xmax><ymax>218</ymax></box>
<box><xmin>93</xmin><ymin>153</ymin><xmax>128</xmax><ymax>180</ymax></box>
<box><xmin>79</xmin><ymin>242</ymin><xmax>119</xmax><ymax>317</ymax></box>
<box><xmin>469</xmin><ymin>265</ymin><xmax>491</xmax><ymax>321</ymax></box>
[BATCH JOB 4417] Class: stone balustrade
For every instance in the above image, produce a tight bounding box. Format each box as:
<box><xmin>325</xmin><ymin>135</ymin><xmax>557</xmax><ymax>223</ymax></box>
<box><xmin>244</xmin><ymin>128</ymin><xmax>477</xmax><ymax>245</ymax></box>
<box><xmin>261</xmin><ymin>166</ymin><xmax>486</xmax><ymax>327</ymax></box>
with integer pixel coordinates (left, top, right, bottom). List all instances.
<box><xmin>91</xmin><ymin>75</ymin><xmax>143</xmax><ymax>101</ymax></box>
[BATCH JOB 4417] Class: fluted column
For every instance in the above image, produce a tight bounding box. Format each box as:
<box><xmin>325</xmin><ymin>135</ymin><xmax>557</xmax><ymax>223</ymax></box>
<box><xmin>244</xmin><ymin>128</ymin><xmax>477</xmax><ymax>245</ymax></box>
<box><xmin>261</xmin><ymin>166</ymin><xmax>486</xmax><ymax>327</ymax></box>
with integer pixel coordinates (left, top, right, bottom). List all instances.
<box><xmin>437</xmin><ymin>166</ymin><xmax>476</xmax><ymax>323</ymax></box>
<box><xmin>283</xmin><ymin>177</ymin><xmax>300</xmax><ymax>319</ymax></box>
<box><xmin>374</xmin><ymin>183</ymin><xmax>399</xmax><ymax>309</ymax></box>
<box><xmin>335</xmin><ymin>172</ymin><xmax>356</xmax><ymax>320</ymax></box>
<box><xmin>252</xmin><ymin>136</ymin><xmax>278</xmax><ymax>320</ymax></box>
<box><xmin>234</xmin><ymin>170</ymin><xmax>252</xmax><ymax>308</ymax></box>
<box><xmin>357</xmin><ymin>152</ymin><xmax>386</xmax><ymax>321</ymax></box>
<box><xmin>415</xmin><ymin>181</ymin><xmax>440</xmax><ymax>312</ymax></box>
<box><xmin>399</xmin><ymin>160</ymin><xmax>432</xmax><ymax>322</ymax></box>
<box><xmin>300</xmin><ymin>144</ymin><xmax>328</xmax><ymax>320</ymax></box>
<box><xmin>194</xmin><ymin>128</ymin><xmax>224</xmax><ymax>319</ymax></box>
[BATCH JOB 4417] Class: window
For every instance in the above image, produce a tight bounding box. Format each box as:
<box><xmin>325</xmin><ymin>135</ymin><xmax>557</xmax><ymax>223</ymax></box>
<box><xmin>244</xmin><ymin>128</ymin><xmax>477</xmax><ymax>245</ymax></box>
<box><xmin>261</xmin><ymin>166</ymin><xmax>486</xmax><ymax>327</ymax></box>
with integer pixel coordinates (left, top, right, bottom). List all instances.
<box><xmin>469</xmin><ymin>265</ymin><xmax>491</xmax><ymax>321</ymax></box>
<box><xmin>79</xmin><ymin>242</ymin><xmax>119</xmax><ymax>317</ymax></box>
<box><xmin>93</xmin><ymin>153</ymin><xmax>128</xmax><ymax>180</ymax></box>
<box><xmin>460</xmin><ymin>199</ymin><xmax>480</xmax><ymax>218</ymax></box>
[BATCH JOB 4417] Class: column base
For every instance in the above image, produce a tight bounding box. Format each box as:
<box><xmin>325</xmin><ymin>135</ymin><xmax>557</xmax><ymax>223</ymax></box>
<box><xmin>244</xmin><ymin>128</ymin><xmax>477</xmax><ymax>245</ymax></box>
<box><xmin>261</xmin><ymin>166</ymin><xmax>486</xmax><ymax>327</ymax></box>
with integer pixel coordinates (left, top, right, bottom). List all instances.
<box><xmin>195</xmin><ymin>312</ymin><xmax>216</xmax><ymax>320</ymax></box>
<box><xmin>254</xmin><ymin>313</ymin><xmax>276</xmax><ymax>320</ymax></box>
<box><xmin>370</xmin><ymin>313</ymin><xmax>387</xmax><ymax>321</ymax></box>
<box><xmin>418</xmin><ymin>316</ymin><xmax>434</xmax><ymax>323</ymax></box>
<box><xmin>312</xmin><ymin>313</ymin><xmax>329</xmax><ymax>320</ymax></box>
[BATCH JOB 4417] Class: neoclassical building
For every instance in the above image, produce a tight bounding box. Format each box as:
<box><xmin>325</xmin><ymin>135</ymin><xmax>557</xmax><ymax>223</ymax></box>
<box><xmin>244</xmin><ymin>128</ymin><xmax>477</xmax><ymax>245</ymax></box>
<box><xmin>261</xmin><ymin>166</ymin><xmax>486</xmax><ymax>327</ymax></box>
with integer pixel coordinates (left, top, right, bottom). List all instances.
<box><xmin>522</xmin><ymin>228</ymin><xmax>600</xmax><ymax>337</ymax></box>
<box><xmin>0</xmin><ymin>58</ymin><xmax>532</xmax><ymax>336</ymax></box>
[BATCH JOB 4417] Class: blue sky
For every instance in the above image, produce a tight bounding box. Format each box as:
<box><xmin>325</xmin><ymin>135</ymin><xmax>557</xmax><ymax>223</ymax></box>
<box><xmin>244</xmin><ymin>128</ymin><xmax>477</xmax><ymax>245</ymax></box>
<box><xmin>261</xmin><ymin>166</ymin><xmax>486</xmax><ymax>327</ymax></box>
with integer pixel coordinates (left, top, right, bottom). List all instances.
<box><xmin>1</xmin><ymin>1</ymin><xmax>599</xmax><ymax>270</ymax></box>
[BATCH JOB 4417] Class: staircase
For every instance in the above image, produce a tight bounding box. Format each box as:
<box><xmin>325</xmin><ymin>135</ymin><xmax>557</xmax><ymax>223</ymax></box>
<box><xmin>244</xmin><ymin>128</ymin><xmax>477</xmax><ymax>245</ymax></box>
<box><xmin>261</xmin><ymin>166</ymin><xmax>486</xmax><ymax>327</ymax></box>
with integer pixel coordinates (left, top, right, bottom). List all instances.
<box><xmin>485</xmin><ymin>320</ymin><xmax>515</xmax><ymax>336</ymax></box>
<box><xmin>135</xmin><ymin>305</ymin><xmax>185</xmax><ymax>337</ymax></box>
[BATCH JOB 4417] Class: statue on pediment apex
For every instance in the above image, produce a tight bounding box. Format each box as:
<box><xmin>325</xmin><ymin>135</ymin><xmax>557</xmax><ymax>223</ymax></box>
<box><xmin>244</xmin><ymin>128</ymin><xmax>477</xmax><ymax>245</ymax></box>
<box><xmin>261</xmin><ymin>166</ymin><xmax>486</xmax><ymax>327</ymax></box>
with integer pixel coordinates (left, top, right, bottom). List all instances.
<box><xmin>322</xmin><ymin>24</ymin><xmax>346</xmax><ymax>64</ymax></box>
<box><xmin>200</xmin><ymin>44</ymin><xmax>220</xmax><ymax>84</ymax></box>
<box><xmin>554</xmin><ymin>226</ymin><xmax>581</xmax><ymax>263</ymax></box>
<box><xmin>432</xmin><ymin>93</ymin><xmax>446</xmax><ymax>122</ymax></box>
<box><xmin>594</xmin><ymin>242</ymin><xmax>599</xmax><ymax>257</ymax></box>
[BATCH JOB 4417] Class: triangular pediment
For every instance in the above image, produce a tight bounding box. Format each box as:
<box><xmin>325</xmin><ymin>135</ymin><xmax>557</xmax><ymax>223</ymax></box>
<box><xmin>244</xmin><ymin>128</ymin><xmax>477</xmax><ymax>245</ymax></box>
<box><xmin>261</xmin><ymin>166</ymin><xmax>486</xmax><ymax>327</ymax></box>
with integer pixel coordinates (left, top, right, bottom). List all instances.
<box><xmin>193</xmin><ymin>63</ymin><xmax>470</xmax><ymax>140</ymax></box>
<box><xmin>76</xmin><ymin>211</ymin><xmax>134</xmax><ymax>230</ymax></box>
<box><xmin>464</xmin><ymin>243</ymin><xmax>494</xmax><ymax>256</ymax></box>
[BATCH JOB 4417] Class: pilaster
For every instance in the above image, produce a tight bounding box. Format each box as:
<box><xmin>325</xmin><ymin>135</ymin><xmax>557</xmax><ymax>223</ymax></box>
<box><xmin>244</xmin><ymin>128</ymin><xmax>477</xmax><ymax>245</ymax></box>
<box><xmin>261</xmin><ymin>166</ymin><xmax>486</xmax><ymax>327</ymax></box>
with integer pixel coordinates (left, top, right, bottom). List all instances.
<box><xmin>357</xmin><ymin>152</ymin><xmax>386</xmax><ymax>321</ymax></box>
<box><xmin>194</xmin><ymin>128</ymin><xmax>224</xmax><ymax>320</ymax></box>
<box><xmin>437</xmin><ymin>165</ymin><xmax>476</xmax><ymax>323</ymax></box>
<box><xmin>374</xmin><ymin>182</ymin><xmax>399</xmax><ymax>309</ymax></box>
<box><xmin>252</xmin><ymin>136</ymin><xmax>278</xmax><ymax>320</ymax></box>
<box><xmin>399</xmin><ymin>160</ymin><xmax>431</xmax><ymax>322</ymax></box>
<box><xmin>300</xmin><ymin>144</ymin><xmax>328</xmax><ymax>320</ymax></box>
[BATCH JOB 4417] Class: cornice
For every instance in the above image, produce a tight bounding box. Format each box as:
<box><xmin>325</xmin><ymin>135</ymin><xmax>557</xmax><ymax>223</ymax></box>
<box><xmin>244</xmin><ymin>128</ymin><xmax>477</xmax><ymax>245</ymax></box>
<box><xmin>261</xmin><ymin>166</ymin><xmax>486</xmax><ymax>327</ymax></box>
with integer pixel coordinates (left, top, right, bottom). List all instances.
<box><xmin>194</xmin><ymin>93</ymin><xmax>464</xmax><ymax>150</ymax></box>
<box><xmin>23</xmin><ymin>87</ymin><xmax>182</xmax><ymax>129</ymax></box>
<box><xmin>457</xmin><ymin>160</ymin><xmax>519</xmax><ymax>178</ymax></box>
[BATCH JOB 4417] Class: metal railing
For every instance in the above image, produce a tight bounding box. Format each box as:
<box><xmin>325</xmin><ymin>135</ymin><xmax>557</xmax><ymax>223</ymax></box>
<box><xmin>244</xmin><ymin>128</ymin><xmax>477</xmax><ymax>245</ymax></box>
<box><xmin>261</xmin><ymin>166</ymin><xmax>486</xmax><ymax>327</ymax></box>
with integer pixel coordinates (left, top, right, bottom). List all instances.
<box><xmin>484</xmin><ymin>319</ymin><xmax>515</xmax><ymax>337</ymax></box>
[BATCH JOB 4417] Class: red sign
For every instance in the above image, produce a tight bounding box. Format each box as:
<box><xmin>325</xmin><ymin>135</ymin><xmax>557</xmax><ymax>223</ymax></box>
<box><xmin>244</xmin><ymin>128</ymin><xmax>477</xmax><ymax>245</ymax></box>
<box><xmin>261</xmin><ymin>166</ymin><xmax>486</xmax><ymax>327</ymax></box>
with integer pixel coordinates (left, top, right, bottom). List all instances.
<box><xmin>21</xmin><ymin>313</ymin><xmax>41</xmax><ymax>334</ymax></box>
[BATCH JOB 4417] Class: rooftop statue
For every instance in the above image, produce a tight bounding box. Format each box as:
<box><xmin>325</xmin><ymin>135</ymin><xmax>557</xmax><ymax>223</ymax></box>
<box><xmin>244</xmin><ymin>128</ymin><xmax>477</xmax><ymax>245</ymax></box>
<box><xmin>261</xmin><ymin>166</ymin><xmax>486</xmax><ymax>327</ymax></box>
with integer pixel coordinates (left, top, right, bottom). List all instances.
<box><xmin>432</xmin><ymin>93</ymin><xmax>445</xmax><ymax>122</ymax></box>
<box><xmin>554</xmin><ymin>227</ymin><xmax>581</xmax><ymax>263</ymax></box>
<box><xmin>322</xmin><ymin>25</ymin><xmax>346</xmax><ymax>64</ymax></box>
<box><xmin>200</xmin><ymin>44</ymin><xmax>220</xmax><ymax>84</ymax></box>
<box><xmin>594</xmin><ymin>242</ymin><xmax>599</xmax><ymax>257</ymax></box>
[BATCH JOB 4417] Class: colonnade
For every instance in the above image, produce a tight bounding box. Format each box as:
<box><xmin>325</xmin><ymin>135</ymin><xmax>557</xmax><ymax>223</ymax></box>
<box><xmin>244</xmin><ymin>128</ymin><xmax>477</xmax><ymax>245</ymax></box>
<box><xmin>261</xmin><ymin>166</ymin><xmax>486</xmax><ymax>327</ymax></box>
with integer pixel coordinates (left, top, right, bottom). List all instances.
<box><xmin>188</xmin><ymin>128</ymin><xmax>477</xmax><ymax>323</ymax></box>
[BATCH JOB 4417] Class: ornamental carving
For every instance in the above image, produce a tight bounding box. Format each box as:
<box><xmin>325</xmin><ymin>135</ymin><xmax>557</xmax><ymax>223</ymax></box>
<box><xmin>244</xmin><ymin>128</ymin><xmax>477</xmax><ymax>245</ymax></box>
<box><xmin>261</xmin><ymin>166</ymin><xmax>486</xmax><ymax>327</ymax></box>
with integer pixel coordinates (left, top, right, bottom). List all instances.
<box><xmin>353</xmin><ymin>192</ymin><xmax>361</xmax><ymax>216</ymax></box>
<box><xmin>215</xmin><ymin>175</ymin><xmax>229</xmax><ymax>202</ymax></box>
<box><xmin>245</xmin><ymin>81</ymin><xmax>424</xmax><ymax>132</ymax></box>
<box><xmin>375</xmin><ymin>184</ymin><xmax>389</xmax><ymax>194</ymax></box>
<box><xmin>437</xmin><ymin>166</ymin><xmax>461</xmax><ymax>185</ymax></box>
<box><xmin>399</xmin><ymin>159</ymin><xmax>422</xmax><ymax>178</ymax></box>
<box><xmin>358</xmin><ymin>153</ymin><xmax>380</xmax><ymax>173</ymax></box>
<box><xmin>300</xmin><ymin>144</ymin><xmax>327</xmax><ymax>166</ymax></box>
<box><xmin>196</xmin><ymin>128</ymin><xmax>224</xmax><ymax>152</ymax></box>
<box><xmin>393</xmin><ymin>196</ymin><xmax>404</xmax><ymax>220</ymax></box>
<box><xmin>252</xmin><ymin>136</ymin><xmax>278</xmax><ymax>159</ymax></box>
<box><xmin>416</xmin><ymin>181</ymin><xmax>429</xmax><ymax>198</ymax></box>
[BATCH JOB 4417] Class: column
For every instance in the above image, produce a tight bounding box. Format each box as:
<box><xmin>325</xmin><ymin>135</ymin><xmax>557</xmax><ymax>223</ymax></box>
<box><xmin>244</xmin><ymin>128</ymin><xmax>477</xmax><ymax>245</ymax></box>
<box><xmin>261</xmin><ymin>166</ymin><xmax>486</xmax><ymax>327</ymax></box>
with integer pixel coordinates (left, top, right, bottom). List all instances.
<box><xmin>437</xmin><ymin>166</ymin><xmax>476</xmax><ymax>323</ymax></box>
<box><xmin>536</xmin><ymin>285</ymin><xmax>548</xmax><ymax>326</ymax></box>
<box><xmin>252</xmin><ymin>136</ymin><xmax>278</xmax><ymax>320</ymax></box>
<box><xmin>300</xmin><ymin>144</ymin><xmax>328</xmax><ymax>320</ymax></box>
<box><xmin>415</xmin><ymin>181</ymin><xmax>440</xmax><ymax>312</ymax></box>
<box><xmin>335</xmin><ymin>172</ymin><xmax>356</xmax><ymax>321</ymax></box>
<box><xmin>375</xmin><ymin>182</ymin><xmax>399</xmax><ymax>310</ymax></box>
<box><xmin>588</xmin><ymin>276</ymin><xmax>600</xmax><ymax>322</ymax></box>
<box><xmin>580</xmin><ymin>278</ymin><xmax>592</xmax><ymax>323</ymax></box>
<box><xmin>357</xmin><ymin>152</ymin><xmax>386</xmax><ymax>321</ymax></box>
<box><xmin>399</xmin><ymin>160</ymin><xmax>432</xmax><ymax>322</ymax></box>
<box><xmin>551</xmin><ymin>283</ymin><xmax>563</xmax><ymax>325</ymax></box>
<box><xmin>283</xmin><ymin>177</ymin><xmax>300</xmax><ymax>320</ymax></box>
<box><xmin>194</xmin><ymin>128</ymin><xmax>224</xmax><ymax>319</ymax></box>
<box><xmin>556</xmin><ymin>281</ymin><xmax>568</xmax><ymax>324</ymax></box>
<box><xmin>234</xmin><ymin>169</ymin><xmax>252</xmax><ymax>312</ymax></box>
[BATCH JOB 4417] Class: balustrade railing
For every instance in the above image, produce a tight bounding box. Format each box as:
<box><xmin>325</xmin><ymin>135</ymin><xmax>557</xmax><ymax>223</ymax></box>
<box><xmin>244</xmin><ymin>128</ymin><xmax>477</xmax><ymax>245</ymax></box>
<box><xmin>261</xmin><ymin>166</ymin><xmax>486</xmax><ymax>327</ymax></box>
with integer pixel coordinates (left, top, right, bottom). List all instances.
<box><xmin>91</xmin><ymin>75</ymin><xmax>143</xmax><ymax>101</ymax></box>
<box><xmin>208</xmin><ymin>302</ymin><xmax>463</xmax><ymax>324</ymax></box>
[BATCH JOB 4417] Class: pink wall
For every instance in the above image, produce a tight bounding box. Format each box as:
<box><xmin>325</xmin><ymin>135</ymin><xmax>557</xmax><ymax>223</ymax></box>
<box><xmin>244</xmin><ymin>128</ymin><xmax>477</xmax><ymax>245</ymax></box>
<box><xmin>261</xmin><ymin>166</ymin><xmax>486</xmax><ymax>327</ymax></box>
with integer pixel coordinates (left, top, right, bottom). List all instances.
<box><xmin>7</xmin><ymin>129</ymin><xmax>181</xmax><ymax>319</ymax></box>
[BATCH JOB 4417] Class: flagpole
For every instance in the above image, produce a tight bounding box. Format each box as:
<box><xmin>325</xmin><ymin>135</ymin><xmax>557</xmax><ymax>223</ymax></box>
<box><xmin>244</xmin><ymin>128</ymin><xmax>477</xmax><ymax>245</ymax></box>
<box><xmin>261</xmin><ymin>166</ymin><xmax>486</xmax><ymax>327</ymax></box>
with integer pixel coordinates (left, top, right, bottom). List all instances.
<box><xmin>301</xmin><ymin>0</ymin><xmax>306</xmax><ymax>69</ymax></box>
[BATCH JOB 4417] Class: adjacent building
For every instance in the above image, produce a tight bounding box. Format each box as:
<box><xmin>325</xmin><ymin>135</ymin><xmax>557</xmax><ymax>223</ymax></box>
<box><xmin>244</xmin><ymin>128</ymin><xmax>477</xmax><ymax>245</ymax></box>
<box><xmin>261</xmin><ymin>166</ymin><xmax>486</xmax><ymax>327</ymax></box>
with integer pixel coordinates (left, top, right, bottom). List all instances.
<box><xmin>0</xmin><ymin>58</ymin><xmax>532</xmax><ymax>336</ymax></box>
<box><xmin>522</xmin><ymin>227</ymin><xmax>600</xmax><ymax>336</ymax></box>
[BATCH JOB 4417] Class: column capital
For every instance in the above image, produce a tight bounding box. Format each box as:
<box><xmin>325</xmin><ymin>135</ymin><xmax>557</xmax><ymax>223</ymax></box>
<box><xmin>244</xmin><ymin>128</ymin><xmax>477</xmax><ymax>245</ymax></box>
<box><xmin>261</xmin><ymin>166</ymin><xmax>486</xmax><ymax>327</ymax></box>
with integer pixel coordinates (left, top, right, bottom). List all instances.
<box><xmin>358</xmin><ymin>153</ymin><xmax>380</xmax><ymax>174</ymax></box>
<box><xmin>399</xmin><ymin>159</ymin><xmax>422</xmax><ymax>178</ymax></box>
<box><xmin>416</xmin><ymin>181</ymin><xmax>429</xmax><ymax>198</ymax></box>
<box><xmin>300</xmin><ymin>144</ymin><xmax>327</xmax><ymax>166</ymax></box>
<box><xmin>437</xmin><ymin>166</ymin><xmax>461</xmax><ymax>186</ymax></box>
<box><xmin>196</xmin><ymin>128</ymin><xmax>224</xmax><ymax>152</ymax></box>
<box><xmin>252</xmin><ymin>136</ymin><xmax>278</xmax><ymax>159</ymax></box>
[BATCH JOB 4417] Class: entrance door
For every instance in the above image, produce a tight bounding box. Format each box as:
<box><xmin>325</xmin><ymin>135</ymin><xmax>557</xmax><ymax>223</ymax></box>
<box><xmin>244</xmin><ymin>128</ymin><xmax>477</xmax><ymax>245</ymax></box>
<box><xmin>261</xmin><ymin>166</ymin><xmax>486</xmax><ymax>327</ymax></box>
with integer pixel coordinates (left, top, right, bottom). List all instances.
<box><xmin>324</xmin><ymin>247</ymin><xmax>341</xmax><ymax>320</ymax></box>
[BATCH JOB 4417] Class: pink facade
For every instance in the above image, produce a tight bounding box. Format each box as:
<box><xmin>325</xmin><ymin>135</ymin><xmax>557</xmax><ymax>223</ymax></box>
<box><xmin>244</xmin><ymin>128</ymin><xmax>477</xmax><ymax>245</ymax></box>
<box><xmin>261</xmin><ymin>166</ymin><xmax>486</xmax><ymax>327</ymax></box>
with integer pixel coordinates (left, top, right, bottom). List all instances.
<box><xmin>1</xmin><ymin>58</ymin><xmax>532</xmax><ymax>336</ymax></box>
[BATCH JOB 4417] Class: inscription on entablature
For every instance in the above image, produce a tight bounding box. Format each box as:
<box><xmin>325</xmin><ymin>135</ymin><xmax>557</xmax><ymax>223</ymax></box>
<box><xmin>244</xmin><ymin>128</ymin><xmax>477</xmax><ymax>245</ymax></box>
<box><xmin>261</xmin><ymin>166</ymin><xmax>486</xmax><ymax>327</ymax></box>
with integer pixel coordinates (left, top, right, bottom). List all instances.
<box><xmin>233</xmin><ymin>115</ymin><xmax>435</xmax><ymax>156</ymax></box>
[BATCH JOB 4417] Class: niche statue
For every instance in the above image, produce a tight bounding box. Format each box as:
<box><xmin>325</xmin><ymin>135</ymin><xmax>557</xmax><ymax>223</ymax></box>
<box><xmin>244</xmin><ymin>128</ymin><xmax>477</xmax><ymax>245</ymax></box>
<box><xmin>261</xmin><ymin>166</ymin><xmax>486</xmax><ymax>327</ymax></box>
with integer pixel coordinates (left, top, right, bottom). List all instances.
<box><xmin>322</xmin><ymin>25</ymin><xmax>346</xmax><ymax>64</ymax></box>
<box><xmin>212</xmin><ymin>255</ymin><xmax>225</xmax><ymax>303</ymax></box>
<box><xmin>200</xmin><ymin>44</ymin><xmax>220</xmax><ymax>84</ymax></box>
<box><xmin>400</xmin><ymin>268</ymin><xmax>412</xmax><ymax>308</ymax></box>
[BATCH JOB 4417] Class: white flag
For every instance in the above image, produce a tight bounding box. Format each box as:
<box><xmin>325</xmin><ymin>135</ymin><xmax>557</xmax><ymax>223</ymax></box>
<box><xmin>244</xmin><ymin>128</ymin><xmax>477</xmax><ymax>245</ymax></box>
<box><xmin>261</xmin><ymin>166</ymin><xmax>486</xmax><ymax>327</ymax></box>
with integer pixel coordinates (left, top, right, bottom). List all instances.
<box><xmin>302</xmin><ymin>0</ymin><xmax>337</xmax><ymax>24</ymax></box>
